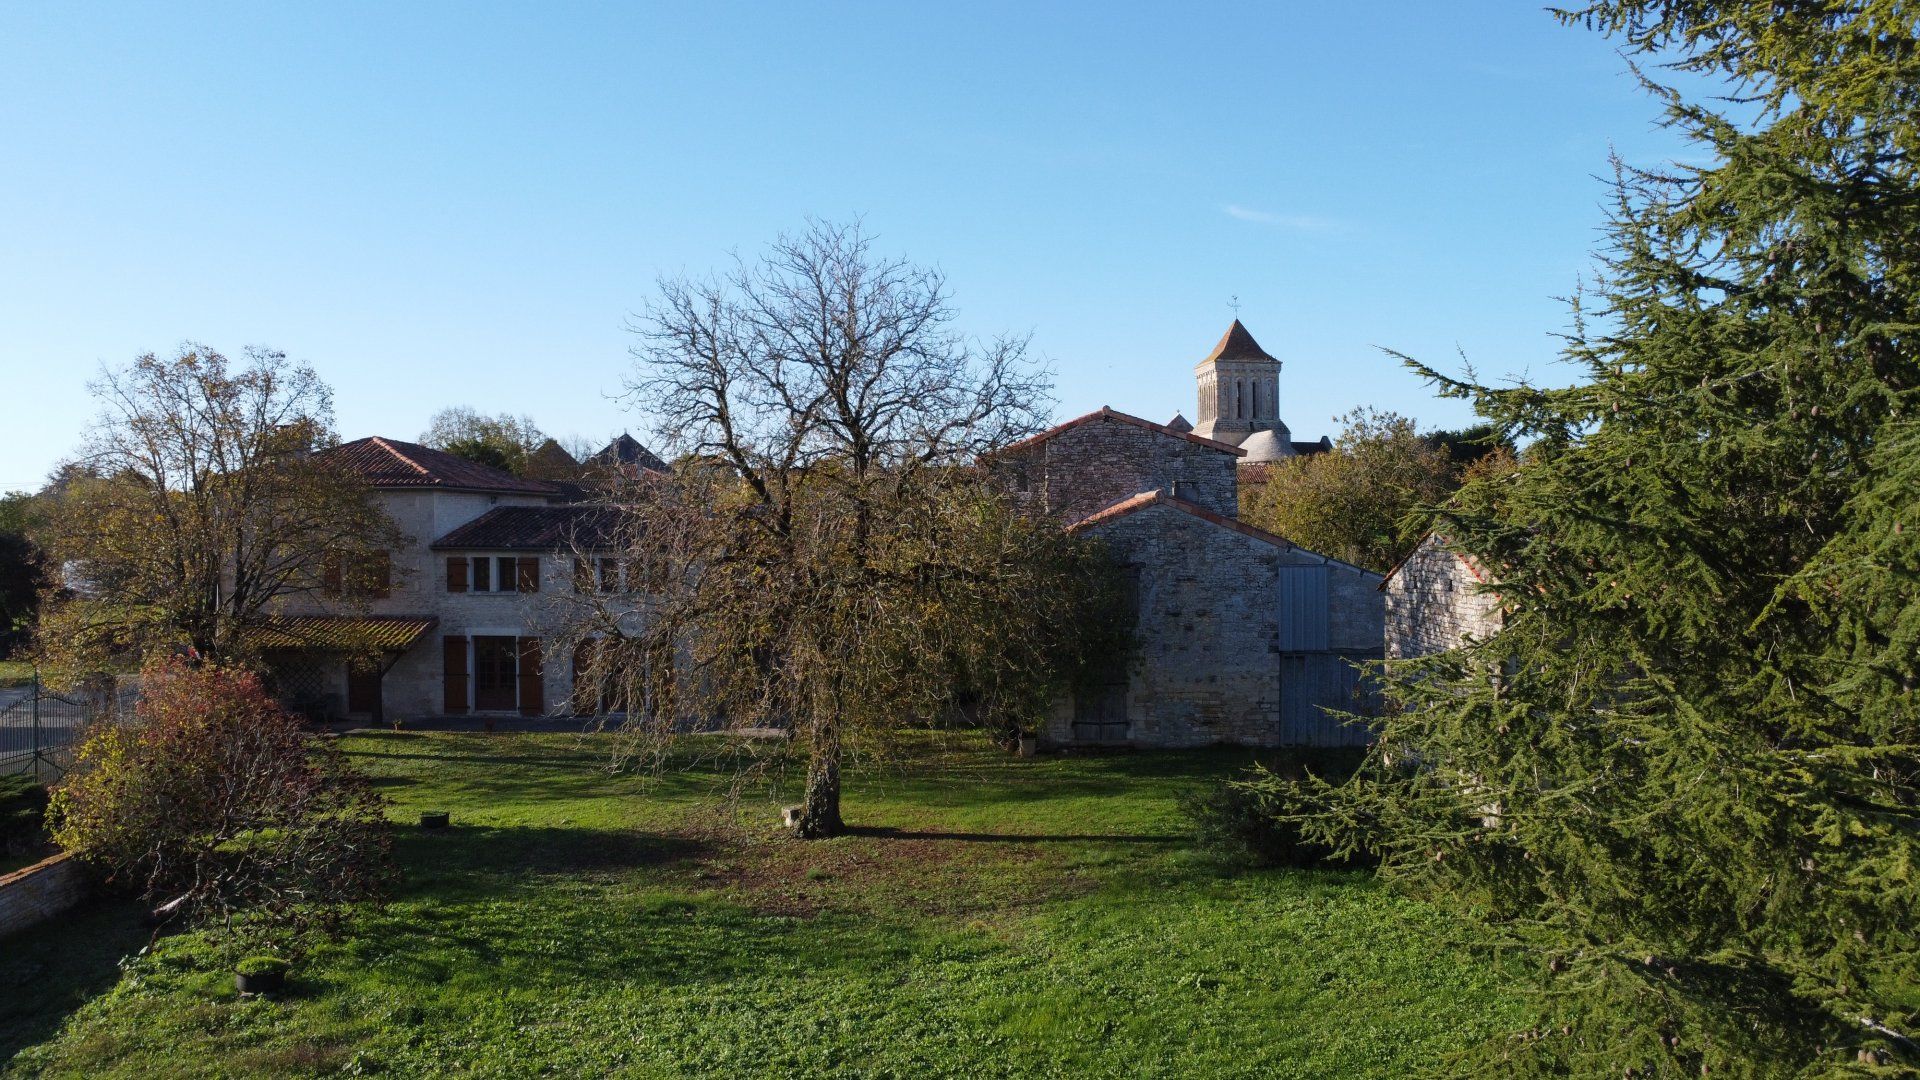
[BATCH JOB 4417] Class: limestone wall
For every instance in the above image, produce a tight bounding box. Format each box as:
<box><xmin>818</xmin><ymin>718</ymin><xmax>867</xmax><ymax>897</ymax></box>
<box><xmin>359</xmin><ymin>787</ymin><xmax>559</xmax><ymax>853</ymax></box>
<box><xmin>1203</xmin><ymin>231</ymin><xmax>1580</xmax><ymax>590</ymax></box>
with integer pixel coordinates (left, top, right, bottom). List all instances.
<box><xmin>0</xmin><ymin>852</ymin><xmax>90</xmax><ymax>940</ymax></box>
<box><xmin>1384</xmin><ymin>535</ymin><xmax>1503</xmax><ymax>659</ymax></box>
<box><xmin>996</xmin><ymin>417</ymin><xmax>1239</xmax><ymax>523</ymax></box>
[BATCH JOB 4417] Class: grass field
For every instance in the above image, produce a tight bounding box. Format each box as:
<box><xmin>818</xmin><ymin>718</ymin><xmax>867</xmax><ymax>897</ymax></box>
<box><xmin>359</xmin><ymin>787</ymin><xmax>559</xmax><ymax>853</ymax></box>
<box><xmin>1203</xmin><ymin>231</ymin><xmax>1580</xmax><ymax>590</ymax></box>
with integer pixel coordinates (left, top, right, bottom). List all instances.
<box><xmin>0</xmin><ymin>661</ymin><xmax>31</xmax><ymax>688</ymax></box>
<box><xmin>0</xmin><ymin>732</ymin><xmax>1524</xmax><ymax>1078</ymax></box>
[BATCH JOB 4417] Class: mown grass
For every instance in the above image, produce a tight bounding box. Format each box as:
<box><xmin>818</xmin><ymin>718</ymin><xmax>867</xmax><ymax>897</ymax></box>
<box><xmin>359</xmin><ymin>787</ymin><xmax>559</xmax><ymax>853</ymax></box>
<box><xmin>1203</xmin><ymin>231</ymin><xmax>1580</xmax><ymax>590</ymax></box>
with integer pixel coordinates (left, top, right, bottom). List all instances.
<box><xmin>0</xmin><ymin>661</ymin><xmax>31</xmax><ymax>688</ymax></box>
<box><xmin>0</xmin><ymin>732</ymin><xmax>1525</xmax><ymax>1078</ymax></box>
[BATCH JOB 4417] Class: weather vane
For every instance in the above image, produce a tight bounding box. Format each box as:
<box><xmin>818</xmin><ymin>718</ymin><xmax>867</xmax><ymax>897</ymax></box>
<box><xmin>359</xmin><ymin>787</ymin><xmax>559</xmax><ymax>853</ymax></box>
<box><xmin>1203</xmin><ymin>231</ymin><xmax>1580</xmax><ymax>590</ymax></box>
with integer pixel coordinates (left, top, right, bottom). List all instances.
<box><xmin>1228</xmin><ymin>295</ymin><xmax>1242</xmax><ymax>317</ymax></box>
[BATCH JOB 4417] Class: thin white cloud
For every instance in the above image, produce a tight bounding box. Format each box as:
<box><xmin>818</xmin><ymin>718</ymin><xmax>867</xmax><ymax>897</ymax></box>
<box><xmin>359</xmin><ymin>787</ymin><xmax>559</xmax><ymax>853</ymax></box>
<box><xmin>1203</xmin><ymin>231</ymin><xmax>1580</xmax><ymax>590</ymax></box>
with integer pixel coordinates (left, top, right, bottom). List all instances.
<box><xmin>1222</xmin><ymin>204</ymin><xmax>1340</xmax><ymax>232</ymax></box>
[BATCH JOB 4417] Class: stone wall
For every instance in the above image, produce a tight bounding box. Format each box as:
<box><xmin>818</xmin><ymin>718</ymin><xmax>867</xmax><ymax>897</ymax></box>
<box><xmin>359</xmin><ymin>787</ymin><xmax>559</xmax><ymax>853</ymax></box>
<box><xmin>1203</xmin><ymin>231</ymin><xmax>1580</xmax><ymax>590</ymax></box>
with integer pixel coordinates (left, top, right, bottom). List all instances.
<box><xmin>996</xmin><ymin>415</ymin><xmax>1240</xmax><ymax>523</ymax></box>
<box><xmin>1384</xmin><ymin>534</ymin><xmax>1503</xmax><ymax>659</ymax></box>
<box><xmin>0</xmin><ymin>852</ymin><xmax>90</xmax><ymax>940</ymax></box>
<box><xmin>1040</xmin><ymin>497</ymin><xmax>1387</xmax><ymax>748</ymax></box>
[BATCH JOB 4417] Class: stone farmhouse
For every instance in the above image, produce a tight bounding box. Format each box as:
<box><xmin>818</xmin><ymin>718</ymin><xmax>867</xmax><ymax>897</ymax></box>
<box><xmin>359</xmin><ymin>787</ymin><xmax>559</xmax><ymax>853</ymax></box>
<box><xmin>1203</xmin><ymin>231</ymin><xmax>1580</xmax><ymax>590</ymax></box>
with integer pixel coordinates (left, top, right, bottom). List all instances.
<box><xmin>990</xmin><ymin>322</ymin><xmax>1386</xmax><ymax>748</ymax></box>
<box><xmin>262</xmin><ymin>436</ymin><xmax>639</xmax><ymax>723</ymax></box>
<box><xmin>263</xmin><ymin>321</ymin><xmax>1387</xmax><ymax>748</ymax></box>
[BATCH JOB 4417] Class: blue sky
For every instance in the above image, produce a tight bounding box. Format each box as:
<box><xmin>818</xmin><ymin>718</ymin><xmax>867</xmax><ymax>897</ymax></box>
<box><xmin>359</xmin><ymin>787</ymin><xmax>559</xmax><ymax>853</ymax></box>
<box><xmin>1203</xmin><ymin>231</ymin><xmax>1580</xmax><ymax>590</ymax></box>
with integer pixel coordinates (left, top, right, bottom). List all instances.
<box><xmin>0</xmin><ymin>2</ymin><xmax>1688</xmax><ymax>491</ymax></box>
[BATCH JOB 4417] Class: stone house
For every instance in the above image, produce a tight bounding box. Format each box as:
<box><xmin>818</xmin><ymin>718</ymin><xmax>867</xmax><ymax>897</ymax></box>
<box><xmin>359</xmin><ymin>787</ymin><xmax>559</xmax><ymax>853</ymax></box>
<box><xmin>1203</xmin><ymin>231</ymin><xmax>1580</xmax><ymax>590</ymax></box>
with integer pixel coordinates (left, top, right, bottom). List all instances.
<box><xmin>988</xmin><ymin>322</ymin><xmax>1385</xmax><ymax>748</ymax></box>
<box><xmin>264</xmin><ymin>436</ymin><xmax>645</xmax><ymax>723</ymax></box>
<box><xmin>1380</xmin><ymin>532</ymin><xmax>1504</xmax><ymax>659</ymax></box>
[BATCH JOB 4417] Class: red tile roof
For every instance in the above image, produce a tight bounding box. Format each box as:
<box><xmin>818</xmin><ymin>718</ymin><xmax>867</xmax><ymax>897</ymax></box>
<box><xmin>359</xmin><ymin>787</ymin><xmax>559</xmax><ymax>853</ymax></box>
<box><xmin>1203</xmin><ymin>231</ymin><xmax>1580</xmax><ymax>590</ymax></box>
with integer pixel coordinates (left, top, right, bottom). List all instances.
<box><xmin>431</xmin><ymin>505</ymin><xmax>625</xmax><ymax>550</ymax></box>
<box><xmin>1067</xmin><ymin>488</ymin><xmax>1379</xmax><ymax>577</ymax></box>
<box><xmin>1200</xmin><ymin>319</ymin><xmax>1278</xmax><ymax>365</ymax></box>
<box><xmin>323</xmin><ymin>437</ymin><xmax>562</xmax><ymax>496</ymax></box>
<box><xmin>988</xmin><ymin>407</ymin><xmax>1246</xmax><ymax>459</ymax></box>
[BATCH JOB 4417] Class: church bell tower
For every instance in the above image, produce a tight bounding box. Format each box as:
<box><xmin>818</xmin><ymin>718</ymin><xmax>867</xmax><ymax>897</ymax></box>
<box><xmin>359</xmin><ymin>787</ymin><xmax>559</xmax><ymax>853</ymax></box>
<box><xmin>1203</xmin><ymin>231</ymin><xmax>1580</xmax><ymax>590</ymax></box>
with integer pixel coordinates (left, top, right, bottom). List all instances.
<box><xmin>1191</xmin><ymin>319</ymin><xmax>1283</xmax><ymax>447</ymax></box>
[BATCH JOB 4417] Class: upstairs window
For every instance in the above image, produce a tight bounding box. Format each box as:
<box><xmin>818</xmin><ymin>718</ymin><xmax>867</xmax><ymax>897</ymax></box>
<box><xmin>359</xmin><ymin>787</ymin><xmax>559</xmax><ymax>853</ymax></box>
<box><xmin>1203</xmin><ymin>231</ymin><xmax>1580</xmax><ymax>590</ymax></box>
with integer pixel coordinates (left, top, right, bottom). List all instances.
<box><xmin>322</xmin><ymin>550</ymin><xmax>391</xmax><ymax>599</ymax></box>
<box><xmin>446</xmin><ymin>554</ymin><xmax>539</xmax><ymax>594</ymax></box>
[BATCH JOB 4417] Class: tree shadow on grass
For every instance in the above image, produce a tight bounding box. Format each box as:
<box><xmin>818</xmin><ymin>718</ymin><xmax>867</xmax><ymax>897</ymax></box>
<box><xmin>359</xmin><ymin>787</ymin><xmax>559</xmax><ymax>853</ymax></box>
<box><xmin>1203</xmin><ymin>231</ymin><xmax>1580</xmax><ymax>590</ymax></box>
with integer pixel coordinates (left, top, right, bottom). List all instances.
<box><xmin>0</xmin><ymin>897</ymin><xmax>149</xmax><ymax>1066</ymax></box>
<box><xmin>844</xmin><ymin>825</ymin><xmax>1181</xmax><ymax>845</ymax></box>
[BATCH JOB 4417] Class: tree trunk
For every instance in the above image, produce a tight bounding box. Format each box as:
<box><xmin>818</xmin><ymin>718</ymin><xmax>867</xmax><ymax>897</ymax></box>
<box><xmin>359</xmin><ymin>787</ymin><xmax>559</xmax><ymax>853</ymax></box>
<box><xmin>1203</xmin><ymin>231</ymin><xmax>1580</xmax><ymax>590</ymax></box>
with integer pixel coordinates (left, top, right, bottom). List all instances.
<box><xmin>794</xmin><ymin>719</ymin><xmax>843</xmax><ymax>839</ymax></box>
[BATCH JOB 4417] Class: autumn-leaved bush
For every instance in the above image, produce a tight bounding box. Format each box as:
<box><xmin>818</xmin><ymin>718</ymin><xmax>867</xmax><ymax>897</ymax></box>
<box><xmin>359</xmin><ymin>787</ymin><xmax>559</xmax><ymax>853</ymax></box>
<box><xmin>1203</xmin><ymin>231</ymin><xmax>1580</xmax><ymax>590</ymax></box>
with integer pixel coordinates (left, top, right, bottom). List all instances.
<box><xmin>50</xmin><ymin>659</ymin><xmax>390</xmax><ymax>953</ymax></box>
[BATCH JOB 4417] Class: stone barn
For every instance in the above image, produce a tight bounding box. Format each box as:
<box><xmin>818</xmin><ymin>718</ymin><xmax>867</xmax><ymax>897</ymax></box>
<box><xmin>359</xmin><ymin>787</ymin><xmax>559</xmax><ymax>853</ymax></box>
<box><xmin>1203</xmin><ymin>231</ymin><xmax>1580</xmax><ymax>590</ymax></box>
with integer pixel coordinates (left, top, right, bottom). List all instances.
<box><xmin>987</xmin><ymin>321</ymin><xmax>1385</xmax><ymax>749</ymax></box>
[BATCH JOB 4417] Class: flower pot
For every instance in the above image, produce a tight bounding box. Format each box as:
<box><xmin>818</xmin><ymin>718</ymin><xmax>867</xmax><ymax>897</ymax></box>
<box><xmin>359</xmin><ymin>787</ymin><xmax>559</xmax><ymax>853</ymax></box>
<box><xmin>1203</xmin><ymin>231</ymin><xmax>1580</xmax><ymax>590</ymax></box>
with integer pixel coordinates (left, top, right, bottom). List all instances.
<box><xmin>236</xmin><ymin>969</ymin><xmax>285</xmax><ymax>995</ymax></box>
<box><xmin>420</xmin><ymin>811</ymin><xmax>450</xmax><ymax>829</ymax></box>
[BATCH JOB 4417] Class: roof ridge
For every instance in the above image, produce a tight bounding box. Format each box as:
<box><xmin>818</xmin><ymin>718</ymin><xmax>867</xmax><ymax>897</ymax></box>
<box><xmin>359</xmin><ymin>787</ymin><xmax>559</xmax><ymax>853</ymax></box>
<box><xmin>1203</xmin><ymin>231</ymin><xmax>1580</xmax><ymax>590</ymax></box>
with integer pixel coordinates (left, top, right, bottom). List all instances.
<box><xmin>1068</xmin><ymin>488</ymin><xmax>1380</xmax><ymax>577</ymax></box>
<box><xmin>368</xmin><ymin>436</ymin><xmax>433</xmax><ymax>478</ymax></box>
<box><xmin>989</xmin><ymin>406</ymin><xmax>1247</xmax><ymax>458</ymax></box>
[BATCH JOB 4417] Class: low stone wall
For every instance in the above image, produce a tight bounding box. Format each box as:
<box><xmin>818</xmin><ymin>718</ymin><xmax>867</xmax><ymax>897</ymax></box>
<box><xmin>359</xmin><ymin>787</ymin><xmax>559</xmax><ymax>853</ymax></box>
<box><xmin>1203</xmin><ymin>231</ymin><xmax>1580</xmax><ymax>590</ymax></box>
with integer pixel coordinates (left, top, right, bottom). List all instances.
<box><xmin>0</xmin><ymin>851</ymin><xmax>91</xmax><ymax>939</ymax></box>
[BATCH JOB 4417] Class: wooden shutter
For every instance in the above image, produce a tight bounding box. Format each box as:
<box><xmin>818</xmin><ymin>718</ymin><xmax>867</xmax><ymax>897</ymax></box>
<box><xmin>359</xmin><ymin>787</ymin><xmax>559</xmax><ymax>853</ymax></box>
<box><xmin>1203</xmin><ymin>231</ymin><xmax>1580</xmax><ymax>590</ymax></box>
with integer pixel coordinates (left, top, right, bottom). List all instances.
<box><xmin>442</xmin><ymin>635</ymin><xmax>469</xmax><ymax>713</ymax></box>
<box><xmin>599</xmin><ymin>558</ymin><xmax>619</xmax><ymax>594</ymax></box>
<box><xmin>446</xmin><ymin>556</ymin><xmax>469</xmax><ymax>593</ymax></box>
<box><xmin>571</xmin><ymin>640</ymin><xmax>596</xmax><ymax>715</ymax></box>
<box><xmin>321</xmin><ymin>552</ymin><xmax>343</xmax><ymax>597</ymax></box>
<box><xmin>517</xmin><ymin>637</ymin><xmax>544</xmax><ymax>716</ymax></box>
<box><xmin>516</xmin><ymin>556</ymin><xmax>540</xmax><ymax>593</ymax></box>
<box><xmin>572</xmin><ymin>558</ymin><xmax>593</xmax><ymax>593</ymax></box>
<box><xmin>369</xmin><ymin>551</ymin><xmax>392</xmax><ymax>599</ymax></box>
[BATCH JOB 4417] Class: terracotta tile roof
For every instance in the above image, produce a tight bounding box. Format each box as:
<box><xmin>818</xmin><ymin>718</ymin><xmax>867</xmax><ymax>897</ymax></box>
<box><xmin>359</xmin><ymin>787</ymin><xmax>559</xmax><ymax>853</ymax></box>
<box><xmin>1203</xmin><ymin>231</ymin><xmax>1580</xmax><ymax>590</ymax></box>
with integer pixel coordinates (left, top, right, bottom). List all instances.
<box><xmin>988</xmin><ymin>407</ymin><xmax>1246</xmax><ymax>459</ymax></box>
<box><xmin>1067</xmin><ymin>488</ymin><xmax>1379</xmax><ymax>578</ymax></box>
<box><xmin>249</xmin><ymin>615</ymin><xmax>438</xmax><ymax>652</ymax></box>
<box><xmin>322</xmin><ymin>437</ymin><xmax>562</xmax><ymax>496</ymax></box>
<box><xmin>1200</xmin><ymin>319</ymin><xmax>1278</xmax><ymax>365</ymax></box>
<box><xmin>430</xmin><ymin>505</ymin><xmax>624</xmax><ymax>551</ymax></box>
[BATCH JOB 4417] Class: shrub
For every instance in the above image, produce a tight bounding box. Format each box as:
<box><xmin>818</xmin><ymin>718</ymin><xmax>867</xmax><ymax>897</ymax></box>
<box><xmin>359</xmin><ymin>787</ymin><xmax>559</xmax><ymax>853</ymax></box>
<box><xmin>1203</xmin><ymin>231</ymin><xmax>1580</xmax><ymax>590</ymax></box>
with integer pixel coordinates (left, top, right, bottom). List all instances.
<box><xmin>1182</xmin><ymin>749</ymin><xmax>1376</xmax><ymax>870</ymax></box>
<box><xmin>0</xmin><ymin>774</ymin><xmax>49</xmax><ymax>856</ymax></box>
<box><xmin>49</xmin><ymin>659</ymin><xmax>391</xmax><ymax>953</ymax></box>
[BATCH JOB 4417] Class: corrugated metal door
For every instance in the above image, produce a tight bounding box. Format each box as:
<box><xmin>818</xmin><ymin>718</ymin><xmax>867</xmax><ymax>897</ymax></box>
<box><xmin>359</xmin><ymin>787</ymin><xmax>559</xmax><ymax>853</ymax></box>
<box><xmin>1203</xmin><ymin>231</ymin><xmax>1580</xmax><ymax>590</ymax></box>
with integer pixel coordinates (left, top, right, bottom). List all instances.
<box><xmin>1276</xmin><ymin>566</ymin><xmax>1330</xmax><ymax>651</ymax></box>
<box><xmin>1278</xmin><ymin>652</ymin><xmax>1375</xmax><ymax>746</ymax></box>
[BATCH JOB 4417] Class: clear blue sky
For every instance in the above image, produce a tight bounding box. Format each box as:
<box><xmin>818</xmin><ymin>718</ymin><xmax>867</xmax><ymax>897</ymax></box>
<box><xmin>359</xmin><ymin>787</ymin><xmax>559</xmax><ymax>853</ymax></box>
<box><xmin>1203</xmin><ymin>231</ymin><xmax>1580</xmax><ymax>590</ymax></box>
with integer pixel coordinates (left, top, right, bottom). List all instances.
<box><xmin>0</xmin><ymin>2</ymin><xmax>1688</xmax><ymax>491</ymax></box>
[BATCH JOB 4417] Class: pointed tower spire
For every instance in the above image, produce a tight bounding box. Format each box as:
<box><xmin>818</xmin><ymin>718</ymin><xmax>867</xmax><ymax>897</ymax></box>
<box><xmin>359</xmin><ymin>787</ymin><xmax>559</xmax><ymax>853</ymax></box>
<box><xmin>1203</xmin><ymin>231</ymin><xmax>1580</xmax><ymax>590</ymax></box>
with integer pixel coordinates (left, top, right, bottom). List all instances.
<box><xmin>1192</xmin><ymin>319</ymin><xmax>1283</xmax><ymax>446</ymax></box>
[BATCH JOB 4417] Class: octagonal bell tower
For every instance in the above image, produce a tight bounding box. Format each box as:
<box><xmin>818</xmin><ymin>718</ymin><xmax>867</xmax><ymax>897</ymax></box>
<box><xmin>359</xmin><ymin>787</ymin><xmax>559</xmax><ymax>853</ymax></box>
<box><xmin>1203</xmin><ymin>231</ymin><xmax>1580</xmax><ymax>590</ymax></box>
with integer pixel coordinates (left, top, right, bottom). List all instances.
<box><xmin>1191</xmin><ymin>320</ymin><xmax>1284</xmax><ymax>447</ymax></box>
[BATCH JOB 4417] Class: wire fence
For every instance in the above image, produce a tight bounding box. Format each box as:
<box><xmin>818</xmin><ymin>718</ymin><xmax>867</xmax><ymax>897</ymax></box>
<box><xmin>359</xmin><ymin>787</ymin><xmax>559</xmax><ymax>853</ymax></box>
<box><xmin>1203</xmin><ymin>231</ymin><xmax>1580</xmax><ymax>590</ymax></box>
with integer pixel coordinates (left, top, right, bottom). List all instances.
<box><xmin>0</xmin><ymin>676</ymin><xmax>139</xmax><ymax>781</ymax></box>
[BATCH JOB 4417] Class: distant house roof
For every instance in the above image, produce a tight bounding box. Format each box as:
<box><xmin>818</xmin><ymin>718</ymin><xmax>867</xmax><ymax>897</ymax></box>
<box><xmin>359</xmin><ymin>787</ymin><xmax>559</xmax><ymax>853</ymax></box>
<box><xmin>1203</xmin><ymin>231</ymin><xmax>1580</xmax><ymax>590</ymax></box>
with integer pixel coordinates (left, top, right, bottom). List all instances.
<box><xmin>431</xmin><ymin>505</ymin><xmax>625</xmax><ymax>551</ymax></box>
<box><xmin>588</xmin><ymin>433</ymin><xmax>669</xmax><ymax>474</ymax></box>
<box><xmin>249</xmin><ymin>614</ymin><xmax>439</xmax><ymax>653</ymax></box>
<box><xmin>1198</xmin><ymin>319</ymin><xmax>1278</xmax><ymax>367</ymax></box>
<box><xmin>989</xmin><ymin>407</ymin><xmax>1246</xmax><ymax>459</ymax></box>
<box><xmin>1165</xmin><ymin>413</ymin><xmax>1193</xmax><ymax>433</ymax></box>
<box><xmin>323</xmin><ymin>437</ymin><xmax>561</xmax><ymax>496</ymax></box>
<box><xmin>1068</xmin><ymin>488</ymin><xmax>1379</xmax><ymax>578</ymax></box>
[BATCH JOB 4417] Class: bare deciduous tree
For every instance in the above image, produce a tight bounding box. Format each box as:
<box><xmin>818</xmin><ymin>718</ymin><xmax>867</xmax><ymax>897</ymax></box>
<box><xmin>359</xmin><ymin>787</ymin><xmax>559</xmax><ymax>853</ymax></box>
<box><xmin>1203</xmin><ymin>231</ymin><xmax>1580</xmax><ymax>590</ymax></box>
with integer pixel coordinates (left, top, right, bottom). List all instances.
<box><xmin>564</xmin><ymin>221</ymin><xmax>1126</xmax><ymax>838</ymax></box>
<box><xmin>36</xmin><ymin>345</ymin><xmax>403</xmax><ymax>670</ymax></box>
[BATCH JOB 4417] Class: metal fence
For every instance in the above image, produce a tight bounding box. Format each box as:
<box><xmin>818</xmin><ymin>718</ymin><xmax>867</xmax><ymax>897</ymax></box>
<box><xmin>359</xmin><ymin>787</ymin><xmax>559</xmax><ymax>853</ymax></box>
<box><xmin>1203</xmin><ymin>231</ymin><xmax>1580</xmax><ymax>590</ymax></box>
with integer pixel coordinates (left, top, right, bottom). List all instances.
<box><xmin>0</xmin><ymin>676</ymin><xmax>139</xmax><ymax>780</ymax></box>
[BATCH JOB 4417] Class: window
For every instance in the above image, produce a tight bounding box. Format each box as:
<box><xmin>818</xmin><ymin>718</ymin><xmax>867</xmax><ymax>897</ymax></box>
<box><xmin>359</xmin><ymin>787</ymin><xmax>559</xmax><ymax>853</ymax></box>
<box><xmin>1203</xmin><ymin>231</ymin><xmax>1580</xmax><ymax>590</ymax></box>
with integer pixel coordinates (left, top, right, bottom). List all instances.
<box><xmin>447</xmin><ymin>554</ymin><xmax>539</xmax><ymax>594</ymax></box>
<box><xmin>322</xmin><ymin>550</ymin><xmax>390</xmax><ymax>599</ymax></box>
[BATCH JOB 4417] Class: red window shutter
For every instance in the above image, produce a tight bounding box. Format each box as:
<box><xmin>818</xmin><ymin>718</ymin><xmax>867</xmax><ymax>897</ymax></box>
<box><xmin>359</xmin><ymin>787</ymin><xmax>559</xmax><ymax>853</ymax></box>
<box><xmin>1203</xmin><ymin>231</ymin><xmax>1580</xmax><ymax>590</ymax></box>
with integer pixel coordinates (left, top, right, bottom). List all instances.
<box><xmin>517</xmin><ymin>637</ymin><xmax>544</xmax><ymax>716</ymax></box>
<box><xmin>443</xmin><ymin>635</ymin><xmax>469</xmax><ymax>713</ymax></box>
<box><xmin>446</xmin><ymin>556</ymin><xmax>468</xmax><ymax>593</ymax></box>
<box><xmin>572</xmin><ymin>558</ymin><xmax>593</xmax><ymax>593</ymax></box>
<box><xmin>599</xmin><ymin>558</ymin><xmax>619</xmax><ymax>593</ymax></box>
<box><xmin>516</xmin><ymin>556</ymin><xmax>540</xmax><ymax>593</ymax></box>
<box><xmin>322</xmin><ymin>552</ymin><xmax>343</xmax><ymax>597</ymax></box>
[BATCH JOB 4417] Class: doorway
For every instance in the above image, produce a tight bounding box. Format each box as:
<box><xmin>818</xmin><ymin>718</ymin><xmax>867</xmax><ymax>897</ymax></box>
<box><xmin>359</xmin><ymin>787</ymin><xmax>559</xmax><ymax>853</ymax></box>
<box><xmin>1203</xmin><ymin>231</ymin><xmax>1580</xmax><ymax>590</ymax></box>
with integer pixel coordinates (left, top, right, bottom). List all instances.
<box><xmin>473</xmin><ymin>636</ymin><xmax>519</xmax><ymax>711</ymax></box>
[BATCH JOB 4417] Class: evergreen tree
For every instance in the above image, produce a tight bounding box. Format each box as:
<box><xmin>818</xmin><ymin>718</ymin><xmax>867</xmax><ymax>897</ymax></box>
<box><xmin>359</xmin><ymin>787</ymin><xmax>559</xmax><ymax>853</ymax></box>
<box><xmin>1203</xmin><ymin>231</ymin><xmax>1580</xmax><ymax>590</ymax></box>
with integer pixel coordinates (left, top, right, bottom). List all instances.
<box><xmin>1271</xmin><ymin>2</ymin><xmax>1920</xmax><ymax>1073</ymax></box>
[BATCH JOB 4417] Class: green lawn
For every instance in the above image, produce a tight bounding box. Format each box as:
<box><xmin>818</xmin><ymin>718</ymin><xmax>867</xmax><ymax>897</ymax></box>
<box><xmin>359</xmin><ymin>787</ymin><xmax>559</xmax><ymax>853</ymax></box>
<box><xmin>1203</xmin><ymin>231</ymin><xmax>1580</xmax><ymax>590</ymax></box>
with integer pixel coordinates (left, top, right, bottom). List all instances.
<box><xmin>0</xmin><ymin>661</ymin><xmax>31</xmax><ymax>688</ymax></box>
<box><xmin>0</xmin><ymin>732</ymin><xmax>1524</xmax><ymax>1078</ymax></box>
